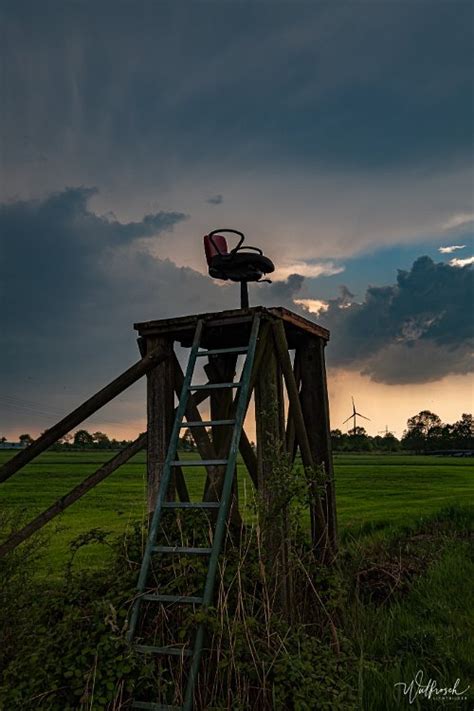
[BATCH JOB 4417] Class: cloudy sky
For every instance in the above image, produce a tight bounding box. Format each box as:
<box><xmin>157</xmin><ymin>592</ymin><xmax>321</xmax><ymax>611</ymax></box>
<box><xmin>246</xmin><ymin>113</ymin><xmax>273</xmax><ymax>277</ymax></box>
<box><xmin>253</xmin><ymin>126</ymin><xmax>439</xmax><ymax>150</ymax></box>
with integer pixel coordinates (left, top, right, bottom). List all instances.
<box><xmin>1</xmin><ymin>1</ymin><xmax>473</xmax><ymax>440</ymax></box>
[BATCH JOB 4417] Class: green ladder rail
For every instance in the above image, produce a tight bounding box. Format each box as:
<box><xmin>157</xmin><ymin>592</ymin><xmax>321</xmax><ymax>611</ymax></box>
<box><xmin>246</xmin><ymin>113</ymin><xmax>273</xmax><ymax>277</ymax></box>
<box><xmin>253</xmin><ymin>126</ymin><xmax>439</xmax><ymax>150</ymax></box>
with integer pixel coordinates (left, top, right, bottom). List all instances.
<box><xmin>128</xmin><ymin>314</ymin><xmax>261</xmax><ymax>711</ymax></box>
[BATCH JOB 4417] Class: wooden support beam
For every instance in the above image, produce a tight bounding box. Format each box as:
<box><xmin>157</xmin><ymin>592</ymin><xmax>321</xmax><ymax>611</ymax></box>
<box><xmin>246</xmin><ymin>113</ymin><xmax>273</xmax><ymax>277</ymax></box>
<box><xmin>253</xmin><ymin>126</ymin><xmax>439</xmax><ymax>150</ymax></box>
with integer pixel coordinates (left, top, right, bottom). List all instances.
<box><xmin>254</xmin><ymin>333</ymin><xmax>291</xmax><ymax>617</ymax></box>
<box><xmin>199</xmin><ymin>398</ymin><xmax>258</xmax><ymax>493</ymax></box>
<box><xmin>174</xmin><ymin>324</ymin><xmax>269</xmax><ymax>504</ymax></box>
<box><xmin>245</xmin><ymin>322</ymin><xmax>271</xmax><ymax>410</ymax></box>
<box><xmin>145</xmin><ymin>337</ymin><xmax>175</xmax><ymax>512</ymax></box>
<box><xmin>285</xmin><ymin>350</ymin><xmax>301</xmax><ymax>463</ymax></box>
<box><xmin>170</xmin><ymin>452</ymin><xmax>190</xmax><ymax>503</ymax></box>
<box><xmin>239</xmin><ymin>429</ymin><xmax>258</xmax><ymax>488</ymax></box>
<box><xmin>172</xmin><ymin>354</ymin><xmax>222</xmax><ymax>503</ymax></box>
<box><xmin>203</xmin><ymin>322</ymin><xmax>271</xmax><ymax>498</ymax></box>
<box><xmin>298</xmin><ymin>336</ymin><xmax>338</xmax><ymax>555</ymax></box>
<box><xmin>172</xmin><ymin>354</ymin><xmax>217</xmax><ymax>462</ymax></box>
<box><xmin>203</xmin><ymin>356</ymin><xmax>235</xmax><ymax>498</ymax></box>
<box><xmin>0</xmin><ymin>348</ymin><xmax>168</xmax><ymax>484</ymax></box>
<box><xmin>272</xmin><ymin>321</ymin><xmax>329</xmax><ymax>558</ymax></box>
<box><xmin>0</xmin><ymin>433</ymin><xmax>147</xmax><ymax>557</ymax></box>
<box><xmin>204</xmin><ymin>355</ymin><xmax>241</xmax><ymax>524</ymax></box>
<box><xmin>232</xmin><ymin>323</ymin><xmax>271</xmax><ymax>493</ymax></box>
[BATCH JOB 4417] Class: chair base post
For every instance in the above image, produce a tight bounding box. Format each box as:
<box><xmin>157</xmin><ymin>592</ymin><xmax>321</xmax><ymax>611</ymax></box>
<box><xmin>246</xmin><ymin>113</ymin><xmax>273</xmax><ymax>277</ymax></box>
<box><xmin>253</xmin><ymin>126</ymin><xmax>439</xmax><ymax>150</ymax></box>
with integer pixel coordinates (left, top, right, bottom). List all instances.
<box><xmin>240</xmin><ymin>281</ymin><xmax>249</xmax><ymax>309</ymax></box>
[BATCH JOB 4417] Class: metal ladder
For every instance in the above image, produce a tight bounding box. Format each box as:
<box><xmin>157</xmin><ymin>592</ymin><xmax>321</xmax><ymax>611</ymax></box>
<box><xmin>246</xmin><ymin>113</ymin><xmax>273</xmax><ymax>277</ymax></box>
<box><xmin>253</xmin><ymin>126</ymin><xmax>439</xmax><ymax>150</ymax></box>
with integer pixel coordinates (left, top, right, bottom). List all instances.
<box><xmin>129</xmin><ymin>314</ymin><xmax>261</xmax><ymax>710</ymax></box>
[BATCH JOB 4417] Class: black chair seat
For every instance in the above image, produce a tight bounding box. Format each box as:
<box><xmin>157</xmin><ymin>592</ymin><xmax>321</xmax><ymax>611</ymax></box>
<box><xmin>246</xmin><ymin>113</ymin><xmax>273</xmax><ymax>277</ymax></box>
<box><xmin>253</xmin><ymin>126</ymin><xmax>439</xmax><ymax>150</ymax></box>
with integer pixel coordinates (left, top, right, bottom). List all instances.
<box><xmin>209</xmin><ymin>252</ymin><xmax>275</xmax><ymax>283</ymax></box>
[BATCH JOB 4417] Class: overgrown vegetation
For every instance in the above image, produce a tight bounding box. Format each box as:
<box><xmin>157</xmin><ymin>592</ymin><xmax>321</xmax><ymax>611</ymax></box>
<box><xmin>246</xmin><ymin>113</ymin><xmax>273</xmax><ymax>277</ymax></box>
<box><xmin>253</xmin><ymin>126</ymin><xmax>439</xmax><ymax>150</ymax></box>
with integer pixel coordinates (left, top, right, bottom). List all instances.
<box><xmin>1</xmin><ymin>502</ymin><xmax>472</xmax><ymax>710</ymax></box>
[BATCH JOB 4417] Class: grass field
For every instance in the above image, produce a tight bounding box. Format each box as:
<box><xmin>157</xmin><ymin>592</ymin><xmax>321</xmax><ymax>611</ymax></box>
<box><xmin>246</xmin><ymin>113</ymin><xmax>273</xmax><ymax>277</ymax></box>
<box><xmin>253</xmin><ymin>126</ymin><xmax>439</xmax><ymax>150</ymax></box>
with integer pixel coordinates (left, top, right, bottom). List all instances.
<box><xmin>1</xmin><ymin>450</ymin><xmax>473</xmax><ymax>709</ymax></box>
<box><xmin>0</xmin><ymin>450</ymin><xmax>472</xmax><ymax>571</ymax></box>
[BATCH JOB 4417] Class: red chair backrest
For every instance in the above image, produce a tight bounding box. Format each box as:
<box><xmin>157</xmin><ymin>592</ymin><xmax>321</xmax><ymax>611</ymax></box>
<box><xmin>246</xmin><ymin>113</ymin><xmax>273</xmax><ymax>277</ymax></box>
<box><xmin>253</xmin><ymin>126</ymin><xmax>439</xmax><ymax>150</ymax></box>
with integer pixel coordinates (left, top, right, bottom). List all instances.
<box><xmin>204</xmin><ymin>234</ymin><xmax>228</xmax><ymax>264</ymax></box>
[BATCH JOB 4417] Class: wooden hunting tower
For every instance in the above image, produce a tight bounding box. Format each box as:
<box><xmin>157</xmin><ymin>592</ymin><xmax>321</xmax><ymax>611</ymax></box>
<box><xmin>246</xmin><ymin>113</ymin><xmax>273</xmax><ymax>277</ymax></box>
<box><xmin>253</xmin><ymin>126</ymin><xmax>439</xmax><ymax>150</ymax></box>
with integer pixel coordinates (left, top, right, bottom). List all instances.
<box><xmin>0</xmin><ymin>301</ymin><xmax>336</xmax><ymax>711</ymax></box>
<box><xmin>135</xmin><ymin>306</ymin><xmax>336</xmax><ymax>546</ymax></box>
<box><xmin>127</xmin><ymin>305</ymin><xmax>337</xmax><ymax>709</ymax></box>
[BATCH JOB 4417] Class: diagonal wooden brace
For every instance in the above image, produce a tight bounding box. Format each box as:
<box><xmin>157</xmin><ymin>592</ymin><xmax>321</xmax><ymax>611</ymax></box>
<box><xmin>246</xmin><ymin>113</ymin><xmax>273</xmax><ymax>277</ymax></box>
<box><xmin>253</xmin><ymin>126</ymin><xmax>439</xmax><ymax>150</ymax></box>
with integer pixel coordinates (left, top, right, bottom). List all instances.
<box><xmin>0</xmin><ymin>433</ymin><xmax>147</xmax><ymax>557</ymax></box>
<box><xmin>0</xmin><ymin>348</ymin><xmax>169</xmax><ymax>484</ymax></box>
<box><xmin>272</xmin><ymin>320</ymin><xmax>331</xmax><ymax>560</ymax></box>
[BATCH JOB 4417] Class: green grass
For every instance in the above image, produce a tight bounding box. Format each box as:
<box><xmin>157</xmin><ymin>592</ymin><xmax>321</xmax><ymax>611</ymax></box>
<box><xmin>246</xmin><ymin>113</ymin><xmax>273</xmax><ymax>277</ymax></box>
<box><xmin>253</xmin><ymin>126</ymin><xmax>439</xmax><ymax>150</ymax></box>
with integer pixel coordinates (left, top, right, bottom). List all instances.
<box><xmin>1</xmin><ymin>451</ymin><xmax>473</xmax><ymax>709</ymax></box>
<box><xmin>0</xmin><ymin>451</ymin><xmax>473</xmax><ymax>572</ymax></box>
<box><xmin>347</xmin><ymin>515</ymin><xmax>474</xmax><ymax>710</ymax></box>
<box><xmin>334</xmin><ymin>452</ymin><xmax>474</xmax><ymax>537</ymax></box>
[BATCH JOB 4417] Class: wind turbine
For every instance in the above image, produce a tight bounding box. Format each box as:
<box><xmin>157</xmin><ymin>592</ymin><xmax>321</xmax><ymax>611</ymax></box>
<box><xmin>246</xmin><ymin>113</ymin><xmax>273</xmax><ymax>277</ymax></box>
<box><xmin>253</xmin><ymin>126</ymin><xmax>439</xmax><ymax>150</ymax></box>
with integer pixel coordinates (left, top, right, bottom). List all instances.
<box><xmin>343</xmin><ymin>397</ymin><xmax>370</xmax><ymax>433</ymax></box>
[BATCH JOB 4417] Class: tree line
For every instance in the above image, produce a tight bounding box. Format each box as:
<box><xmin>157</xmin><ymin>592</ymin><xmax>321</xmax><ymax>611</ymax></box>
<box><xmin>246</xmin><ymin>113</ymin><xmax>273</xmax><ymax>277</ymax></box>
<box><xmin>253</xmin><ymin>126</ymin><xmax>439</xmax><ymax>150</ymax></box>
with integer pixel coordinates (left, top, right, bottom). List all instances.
<box><xmin>1</xmin><ymin>429</ymin><xmax>204</xmax><ymax>452</ymax></box>
<box><xmin>4</xmin><ymin>411</ymin><xmax>473</xmax><ymax>454</ymax></box>
<box><xmin>331</xmin><ymin>411</ymin><xmax>473</xmax><ymax>453</ymax></box>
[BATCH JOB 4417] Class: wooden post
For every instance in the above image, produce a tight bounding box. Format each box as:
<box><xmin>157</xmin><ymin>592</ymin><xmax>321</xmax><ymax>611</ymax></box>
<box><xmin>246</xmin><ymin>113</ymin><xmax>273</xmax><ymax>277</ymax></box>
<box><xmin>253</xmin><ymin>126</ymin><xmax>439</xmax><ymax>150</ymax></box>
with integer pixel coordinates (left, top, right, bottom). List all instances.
<box><xmin>172</xmin><ymin>453</ymin><xmax>191</xmax><ymax>503</ymax></box>
<box><xmin>254</xmin><ymin>336</ymin><xmax>291</xmax><ymax>616</ymax></box>
<box><xmin>298</xmin><ymin>336</ymin><xmax>338</xmax><ymax>554</ymax></box>
<box><xmin>272</xmin><ymin>321</ymin><xmax>329</xmax><ymax>560</ymax></box>
<box><xmin>203</xmin><ymin>355</ymin><xmax>241</xmax><ymax>525</ymax></box>
<box><xmin>285</xmin><ymin>350</ymin><xmax>301</xmax><ymax>464</ymax></box>
<box><xmin>146</xmin><ymin>336</ymin><xmax>175</xmax><ymax>513</ymax></box>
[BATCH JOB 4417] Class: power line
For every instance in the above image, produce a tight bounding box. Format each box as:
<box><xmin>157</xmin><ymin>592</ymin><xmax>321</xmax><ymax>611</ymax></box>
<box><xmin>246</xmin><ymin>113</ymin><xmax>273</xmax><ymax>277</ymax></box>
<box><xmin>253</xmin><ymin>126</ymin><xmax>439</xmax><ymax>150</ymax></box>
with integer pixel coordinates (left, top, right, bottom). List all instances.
<box><xmin>0</xmin><ymin>394</ymin><xmax>134</xmax><ymax>426</ymax></box>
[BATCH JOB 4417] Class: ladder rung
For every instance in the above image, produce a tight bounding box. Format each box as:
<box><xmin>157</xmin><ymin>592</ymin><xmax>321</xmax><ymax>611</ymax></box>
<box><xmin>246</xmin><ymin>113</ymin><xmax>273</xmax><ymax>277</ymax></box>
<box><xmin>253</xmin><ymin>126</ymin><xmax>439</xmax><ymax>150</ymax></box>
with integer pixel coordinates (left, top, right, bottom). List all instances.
<box><xmin>188</xmin><ymin>382</ymin><xmax>241</xmax><ymax>390</ymax></box>
<box><xmin>171</xmin><ymin>459</ymin><xmax>228</xmax><ymax>466</ymax></box>
<box><xmin>133</xmin><ymin>703</ymin><xmax>182</xmax><ymax>711</ymax></box>
<box><xmin>135</xmin><ymin>645</ymin><xmax>192</xmax><ymax>658</ymax></box>
<box><xmin>152</xmin><ymin>546</ymin><xmax>212</xmax><ymax>555</ymax></box>
<box><xmin>162</xmin><ymin>501</ymin><xmax>220</xmax><ymax>509</ymax></box>
<box><xmin>197</xmin><ymin>346</ymin><xmax>249</xmax><ymax>356</ymax></box>
<box><xmin>142</xmin><ymin>593</ymin><xmax>203</xmax><ymax>605</ymax></box>
<box><xmin>180</xmin><ymin>419</ymin><xmax>236</xmax><ymax>427</ymax></box>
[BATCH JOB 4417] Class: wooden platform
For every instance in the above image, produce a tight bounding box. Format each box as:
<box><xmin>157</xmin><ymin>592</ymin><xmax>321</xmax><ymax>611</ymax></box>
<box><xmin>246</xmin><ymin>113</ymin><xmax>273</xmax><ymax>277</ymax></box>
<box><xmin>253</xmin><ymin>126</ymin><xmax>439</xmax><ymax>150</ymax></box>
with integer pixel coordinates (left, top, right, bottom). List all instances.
<box><xmin>134</xmin><ymin>306</ymin><xmax>329</xmax><ymax>350</ymax></box>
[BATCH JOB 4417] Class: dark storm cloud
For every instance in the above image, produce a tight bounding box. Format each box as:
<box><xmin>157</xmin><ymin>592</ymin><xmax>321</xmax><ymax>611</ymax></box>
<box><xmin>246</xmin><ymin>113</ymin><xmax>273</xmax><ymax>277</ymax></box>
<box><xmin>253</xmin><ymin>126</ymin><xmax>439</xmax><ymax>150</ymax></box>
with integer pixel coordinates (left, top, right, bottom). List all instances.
<box><xmin>0</xmin><ymin>188</ymin><xmax>303</xmax><ymax>433</ymax></box>
<box><xmin>2</xmin><ymin>0</ymin><xmax>472</xmax><ymax>195</ymax></box>
<box><xmin>2</xmin><ymin>185</ymin><xmax>471</xmax><ymax>428</ymax></box>
<box><xmin>321</xmin><ymin>256</ymin><xmax>474</xmax><ymax>383</ymax></box>
<box><xmin>0</xmin><ymin>187</ymin><xmax>187</xmax><ymax>327</ymax></box>
<box><xmin>0</xmin><ymin>187</ymin><xmax>191</xmax><ymax>429</ymax></box>
<box><xmin>266</xmin><ymin>274</ymin><xmax>305</xmax><ymax>302</ymax></box>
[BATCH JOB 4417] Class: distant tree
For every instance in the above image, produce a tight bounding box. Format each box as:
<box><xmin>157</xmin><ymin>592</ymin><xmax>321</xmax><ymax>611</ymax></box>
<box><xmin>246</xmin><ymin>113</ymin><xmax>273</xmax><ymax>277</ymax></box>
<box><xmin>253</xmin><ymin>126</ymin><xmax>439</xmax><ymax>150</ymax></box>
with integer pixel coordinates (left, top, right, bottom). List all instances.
<box><xmin>437</xmin><ymin>423</ymin><xmax>453</xmax><ymax>449</ymax></box>
<box><xmin>407</xmin><ymin>410</ymin><xmax>442</xmax><ymax>436</ymax></box>
<box><xmin>0</xmin><ymin>436</ymin><xmax>6</xmax><ymax>444</ymax></box>
<box><xmin>60</xmin><ymin>433</ymin><xmax>73</xmax><ymax>446</ymax></box>
<box><xmin>350</xmin><ymin>426</ymin><xmax>366</xmax><ymax>436</ymax></box>
<box><xmin>92</xmin><ymin>431</ymin><xmax>111</xmax><ymax>449</ymax></box>
<box><xmin>50</xmin><ymin>433</ymin><xmax>73</xmax><ymax>451</ymax></box>
<box><xmin>380</xmin><ymin>432</ymin><xmax>400</xmax><ymax>452</ymax></box>
<box><xmin>347</xmin><ymin>426</ymin><xmax>372</xmax><ymax>451</ymax></box>
<box><xmin>451</xmin><ymin>413</ymin><xmax>474</xmax><ymax>449</ymax></box>
<box><xmin>330</xmin><ymin>429</ymin><xmax>344</xmax><ymax>451</ymax></box>
<box><xmin>19</xmin><ymin>433</ymin><xmax>33</xmax><ymax>446</ymax></box>
<box><xmin>179</xmin><ymin>429</ymin><xmax>195</xmax><ymax>451</ymax></box>
<box><xmin>73</xmin><ymin>429</ymin><xmax>94</xmax><ymax>449</ymax></box>
<box><xmin>402</xmin><ymin>410</ymin><xmax>443</xmax><ymax>452</ymax></box>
